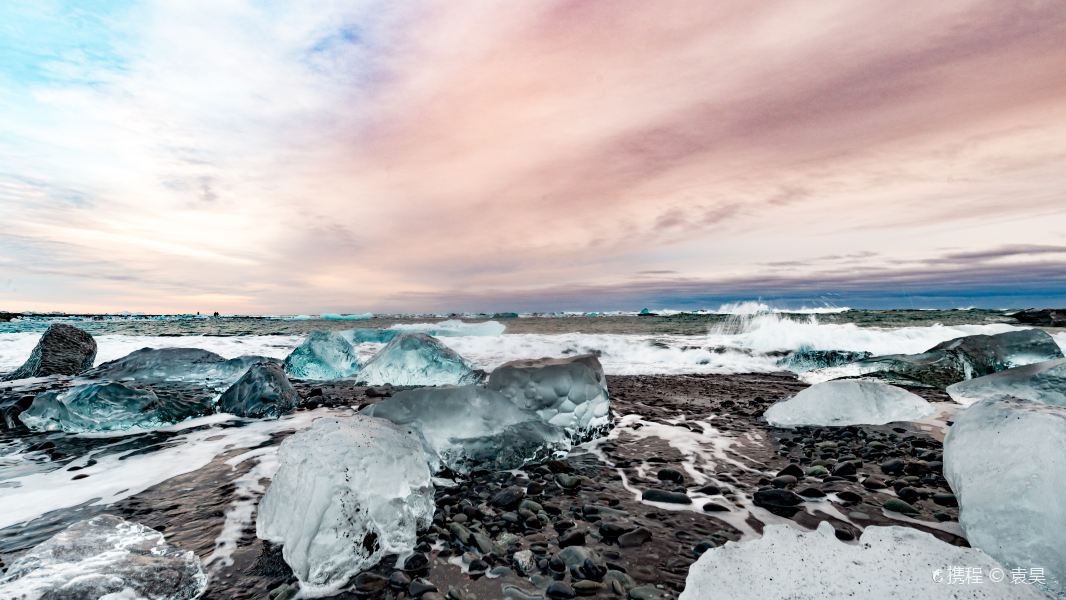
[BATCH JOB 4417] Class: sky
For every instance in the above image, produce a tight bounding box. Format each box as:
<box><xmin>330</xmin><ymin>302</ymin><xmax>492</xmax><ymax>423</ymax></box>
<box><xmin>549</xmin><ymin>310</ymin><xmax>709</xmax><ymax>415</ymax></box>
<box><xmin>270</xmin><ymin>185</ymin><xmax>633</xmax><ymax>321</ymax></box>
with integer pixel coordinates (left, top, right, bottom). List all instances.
<box><xmin>2</xmin><ymin>0</ymin><xmax>1066</xmax><ymax>314</ymax></box>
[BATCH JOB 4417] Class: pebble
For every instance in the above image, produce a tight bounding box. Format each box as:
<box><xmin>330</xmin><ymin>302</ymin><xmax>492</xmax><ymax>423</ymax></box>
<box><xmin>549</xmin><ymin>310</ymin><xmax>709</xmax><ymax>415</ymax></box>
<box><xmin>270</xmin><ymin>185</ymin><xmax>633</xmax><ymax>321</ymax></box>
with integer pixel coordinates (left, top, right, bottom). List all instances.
<box><xmin>617</xmin><ymin>527</ymin><xmax>652</xmax><ymax>548</ymax></box>
<box><xmin>641</xmin><ymin>489</ymin><xmax>691</xmax><ymax>504</ymax></box>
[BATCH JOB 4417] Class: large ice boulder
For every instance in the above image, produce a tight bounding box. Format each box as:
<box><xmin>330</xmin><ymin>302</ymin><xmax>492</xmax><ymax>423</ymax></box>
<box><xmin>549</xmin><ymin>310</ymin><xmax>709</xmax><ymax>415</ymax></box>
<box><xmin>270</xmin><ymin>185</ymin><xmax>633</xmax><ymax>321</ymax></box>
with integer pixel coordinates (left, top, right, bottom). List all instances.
<box><xmin>361</xmin><ymin>385</ymin><xmax>571</xmax><ymax>473</ymax></box>
<box><xmin>0</xmin><ymin>514</ymin><xmax>207</xmax><ymax>600</ymax></box>
<box><xmin>283</xmin><ymin>330</ymin><xmax>360</xmax><ymax>380</ymax></box>
<box><xmin>357</xmin><ymin>333</ymin><xmax>481</xmax><ymax>386</ymax></box>
<box><xmin>487</xmin><ymin>354</ymin><xmax>611</xmax><ymax>441</ymax></box>
<box><xmin>18</xmin><ymin>382</ymin><xmax>213</xmax><ymax>432</ymax></box>
<box><xmin>2</xmin><ymin>323</ymin><xmax>97</xmax><ymax>381</ymax></box>
<box><xmin>217</xmin><ymin>362</ymin><xmax>300</xmax><ymax>418</ymax></box>
<box><xmin>256</xmin><ymin>416</ymin><xmax>434</xmax><ymax>594</ymax></box>
<box><xmin>946</xmin><ymin>358</ymin><xmax>1066</xmax><ymax>407</ymax></box>
<box><xmin>944</xmin><ymin>397</ymin><xmax>1066</xmax><ymax>595</ymax></box>
<box><xmin>84</xmin><ymin>347</ymin><xmax>274</xmax><ymax>387</ymax></box>
<box><xmin>679</xmin><ymin>520</ymin><xmax>1043</xmax><ymax>600</ymax></box>
<box><xmin>764</xmin><ymin>380</ymin><xmax>935</xmax><ymax>428</ymax></box>
<box><xmin>848</xmin><ymin>329</ymin><xmax>1062</xmax><ymax>388</ymax></box>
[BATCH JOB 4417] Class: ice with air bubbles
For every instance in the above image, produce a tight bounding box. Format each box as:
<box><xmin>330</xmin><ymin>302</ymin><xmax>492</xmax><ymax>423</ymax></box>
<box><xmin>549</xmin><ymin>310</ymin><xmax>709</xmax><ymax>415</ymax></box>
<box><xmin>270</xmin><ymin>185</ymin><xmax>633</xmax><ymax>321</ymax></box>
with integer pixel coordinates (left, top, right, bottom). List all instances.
<box><xmin>361</xmin><ymin>385</ymin><xmax>571</xmax><ymax>473</ymax></box>
<box><xmin>19</xmin><ymin>381</ymin><xmax>213</xmax><ymax>432</ymax></box>
<box><xmin>0</xmin><ymin>514</ymin><xmax>207</xmax><ymax>600</ymax></box>
<box><xmin>358</xmin><ymin>333</ymin><xmax>482</xmax><ymax>386</ymax></box>
<box><xmin>255</xmin><ymin>416</ymin><xmax>434</xmax><ymax>595</ymax></box>
<box><xmin>946</xmin><ymin>358</ymin><xmax>1066</xmax><ymax>406</ymax></box>
<box><xmin>283</xmin><ymin>330</ymin><xmax>361</xmax><ymax>380</ymax></box>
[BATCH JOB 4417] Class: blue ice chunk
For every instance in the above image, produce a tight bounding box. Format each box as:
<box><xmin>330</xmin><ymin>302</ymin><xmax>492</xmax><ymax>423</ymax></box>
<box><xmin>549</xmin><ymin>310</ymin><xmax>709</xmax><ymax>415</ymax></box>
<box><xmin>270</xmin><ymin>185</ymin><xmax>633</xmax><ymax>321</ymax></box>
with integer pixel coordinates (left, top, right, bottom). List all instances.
<box><xmin>218</xmin><ymin>362</ymin><xmax>300</xmax><ymax>419</ymax></box>
<box><xmin>19</xmin><ymin>382</ymin><xmax>213</xmax><ymax>432</ymax></box>
<box><xmin>283</xmin><ymin>331</ymin><xmax>360</xmax><ymax>380</ymax></box>
<box><xmin>358</xmin><ymin>333</ymin><xmax>481</xmax><ymax>386</ymax></box>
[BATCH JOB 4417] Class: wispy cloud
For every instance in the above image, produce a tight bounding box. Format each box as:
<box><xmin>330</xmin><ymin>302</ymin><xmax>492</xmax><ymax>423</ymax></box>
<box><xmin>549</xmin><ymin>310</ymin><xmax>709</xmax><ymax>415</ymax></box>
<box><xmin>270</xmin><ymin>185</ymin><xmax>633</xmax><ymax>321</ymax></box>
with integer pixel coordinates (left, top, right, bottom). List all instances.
<box><xmin>1</xmin><ymin>1</ymin><xmax>1065</xmax><ymax>312</ymax></box>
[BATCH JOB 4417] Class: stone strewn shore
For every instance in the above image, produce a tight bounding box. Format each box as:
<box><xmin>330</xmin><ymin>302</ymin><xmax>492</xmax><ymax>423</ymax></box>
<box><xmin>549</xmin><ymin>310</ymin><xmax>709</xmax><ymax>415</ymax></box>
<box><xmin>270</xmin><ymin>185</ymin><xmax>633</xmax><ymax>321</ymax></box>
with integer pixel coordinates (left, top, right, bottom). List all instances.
<box><xmin>0</xmin><ymin>373</ymin><xmax>962</xmax><ymax>599</ymax></box>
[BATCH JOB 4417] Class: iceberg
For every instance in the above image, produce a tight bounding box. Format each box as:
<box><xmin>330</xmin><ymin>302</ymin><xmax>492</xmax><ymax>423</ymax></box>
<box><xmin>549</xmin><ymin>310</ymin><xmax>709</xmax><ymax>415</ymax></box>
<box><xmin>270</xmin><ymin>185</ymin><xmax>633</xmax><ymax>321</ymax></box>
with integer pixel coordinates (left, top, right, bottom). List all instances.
<box><xmin>0</xmin><ymin>514</ymin><xmax>207</xmax><ymax>600</ymax></box>
<box><xmin>388</xmin><ymin>319</ymin><xmax>506</xmax><ymax>337</ymax></box>
<box><xmin>357</xmin><ymin>333</ymin><xmax>481</xmax><ymax>386</ymax></box>
<box><xmin>775</xmin><ymin>347</ymin><xmax>871</xmax><ymax>372</ymax></box>
<box><xmin>764</xmin><ymin>380</ymin><xmax>934</xmax><ymax>428</ymax></box>
<box><xmin>486</xmin><ymin>354</ymin><xmax>611</xmax><ymax>441</ymax></box>
<box><xmin>2</xmin><ymin>323</ymin><xmax>97</xmax><ymax>381</ymax></box>
<box><xmin>19</xmin><ymin>382</ymin><xmax>212</xmax><ymax>432</ymax></box>
<box><xmin>679</xmin><ymin>520</ymin><xmax>1043</xmax><ymax>600</ymax></box>
<box><xmin>320</xmin><ymin>312</ymin><xmax>373</xmax><ymax>321</ymax></box>
<box><xmin>361</xmin><ymin>385</ymin><xmax>571</xmax><ymax>473</ymax></box>
<box><xmin>217</xmin><ymin>362</ymin><xmax>300</xmax><ymax>418</ymax></box>
<box><xmin>283</xmin><ymin>330</ymin><xmax>361</xmax><ymax>380</ymax></box>
<box><xmin>946</xmin><ymin>358</ymin><xmax>1066</xmax><ymax>406</ymax></box>
<box><xmin>84</xmin><ymin>347</ymin><xmax>274</xmax><ymax>387</ymax></box>
<box><xmin>944</xmin><ymin>396</ymin><xmax>1066</xmax><ymax>595</ymax></box>
<box><xmin>846</xmin><ymin>329</ymin><xmax>1063</xmax><ymax>388</ymax></box>
<box><xmin>256</xmin><ymin>416</ymin><xmax>434</xmax><ymax>594</ymax></box>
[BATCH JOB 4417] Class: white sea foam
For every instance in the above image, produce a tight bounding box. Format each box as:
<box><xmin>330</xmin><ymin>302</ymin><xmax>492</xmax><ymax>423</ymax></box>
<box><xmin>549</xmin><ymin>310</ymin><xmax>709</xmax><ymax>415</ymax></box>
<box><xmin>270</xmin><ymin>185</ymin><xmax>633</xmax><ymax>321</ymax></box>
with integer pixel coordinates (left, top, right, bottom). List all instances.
<box><xmin>0</xmin><ymin>318</ymin><xmax>1050</xmax><ymax>376</ymax></box>
<box><xmin>0</xmin><ymin>408</ymin><xmax>343</xmax><ymax>530</ymax></box>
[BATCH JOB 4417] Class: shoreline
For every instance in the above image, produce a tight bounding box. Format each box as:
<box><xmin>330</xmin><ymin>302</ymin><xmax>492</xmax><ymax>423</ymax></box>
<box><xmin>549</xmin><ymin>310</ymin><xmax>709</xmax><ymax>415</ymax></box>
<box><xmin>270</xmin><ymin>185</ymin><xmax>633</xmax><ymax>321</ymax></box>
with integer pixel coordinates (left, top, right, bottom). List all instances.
<box><xmin>1</xmin><ymin>372</ymin><xmax>963</xmax><ymax>599</ymax></box>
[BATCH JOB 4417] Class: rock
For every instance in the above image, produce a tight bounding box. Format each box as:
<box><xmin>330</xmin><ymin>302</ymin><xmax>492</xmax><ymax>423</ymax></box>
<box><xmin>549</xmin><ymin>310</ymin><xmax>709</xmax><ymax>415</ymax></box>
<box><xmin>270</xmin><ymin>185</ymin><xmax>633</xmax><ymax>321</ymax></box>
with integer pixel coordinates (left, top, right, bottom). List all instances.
<box><xmin>641</xmin><ymin>489</ymin><xmax>691</xmax><ymax>504</ymax></box>
<box><xmin>702</xmin><ymin>502</ymin><xmax>730</xmax><ymax>512</ymax></box>
<box><xmin>546</xmin><ymin>581</ymin><xmax>576</xmax><ymax>599</ymax></box>
<box><xmin>753</xmin><ymin>489</ymin><xmax>804</xmax><ymax>510</ymax></box>
<box><xmin>618</xmin><ymin>528</ymin><xmax>652</xmax><ymax>548</ymax></box>
<box><xmin>0</xmin><ymin>514</ymin><xmax>206</xmax><ymax>599</ymax></box>
<box><xmin>1011</xmin><ymin>308</ymin><xmax>1066</xmax><ymax>327</ymax></box>
<box><xmin>932</xmin><ymin>492</ymin><xmax>958</xmax><ymax>507</ymax></box>
<box><xmin>883</xmin><ymin>499</ymin><xmax>919</xmax><ymax>515</ymax></box>
<box><xmin>559</xmin><ymin>530</ymin><xmax>586</xmax><ymax>548</ymax></box>
<box><xmin>777</xmin><ymin>463</ymin><xmax>804</xmax><ymax>478</ymax></box>
<box><xmin>657</xmin><ymin>467</ymin><xmax>685</xmax><ymax>483</ymax></box>
<box><xmin>880</xmin><ymin>458</ymin><xmax>905</xmax><ymax>475</ymax></box>
<box><xmin>2</xmin><ymin>324</ymin><xmax>96</xmax><ymax>380</ymax></box>
<box><xmin>491</xmin><ymin>486</ymin><xmax>526</xmax><ymax>509</ymax></box>
<box><xmin>217</xmin><ymin>362</ymin><xmax>300</xmax><ymax>418</ymax></box>
<box><xmin>771</xmin><ymin>475</ymin><xmax>797</xmax><ymax>488</ymax></box>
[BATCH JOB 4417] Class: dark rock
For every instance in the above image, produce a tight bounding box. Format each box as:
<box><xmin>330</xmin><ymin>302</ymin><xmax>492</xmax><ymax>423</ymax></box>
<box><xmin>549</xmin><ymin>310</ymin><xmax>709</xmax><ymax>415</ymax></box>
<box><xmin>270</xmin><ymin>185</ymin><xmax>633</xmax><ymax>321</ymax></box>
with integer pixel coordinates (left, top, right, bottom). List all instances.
<box><xmin>559</xmin><ymin>530</ymin><xmax>586</xmax><ymax>548</ymax></box>
<box><xmin>831</xmin><ymin>461</ymin><xmax>857</xmax><ymax>478</ymax></box>
<box><xmin>3</xmin><ymin>324</ymin><xmax>96</xmax><ymax>380</ymax></box>
<box><xmin>618</xmin><ymin>528</ymin><xmax>652</xmax><ymax>548</ymax></box>
<box><xmin>777</xmin><ymin>463</ymin><xmax>804</xmax><ymax>478</ymax></box>
<box><xmin>933</xmin><ymin>492</ymin><xmax>958</xmax><ymax>507</ymax></box>
<box><xmin>880</xmin><ymin>458</ymin><xmax>905</xmax><ymax>475</ymax></box>
<box><xmin>546</xmin><ymin>581</ymin><xmax>576</xmax><ymax>599</ymax></box>
<box><xmin>218</xmin><ymin>362</ymin><xmax>300</xmax><ymax>418</ymax></box>
<box><xmin>656</xmin><ymin>468</ymin><xmax>685</xmax><ymax>483</ymax></box>
<box><xmin>491</xmin><ymin>486</ymin><xmax>525</xmax><ymax>509</ymax></box>
<box><xmin>753</xmin><ymin>489</ymin><xmax>803</xmax><ymax>508</ymax></box>
<box><xmin>772</xmin><ymin>475</ymin><xmax>798</xmax><ymax>488</ymax></box>
<box><xmin>702</xmin><ymin>502</ymin><xmax>730</xmax><ymax>512</ymax></box>
<box><xmin>883</xmin><ymin>499</ymin><xmax>919</xmax><ymax>514</ymax></box>
<box><xmin>641</xmin><ymin>489</ymin><xmax>691</xmax><ymax>504</ymax></box>
<box><xmin>409</xmin><ymin>578</ymin><xmax>438</xmax><ymax>596</ymax></box>
<box><xmin>1011</xmin><ymin>308</ymin><xmax>1066</xmax><ymax>327</ymax></box>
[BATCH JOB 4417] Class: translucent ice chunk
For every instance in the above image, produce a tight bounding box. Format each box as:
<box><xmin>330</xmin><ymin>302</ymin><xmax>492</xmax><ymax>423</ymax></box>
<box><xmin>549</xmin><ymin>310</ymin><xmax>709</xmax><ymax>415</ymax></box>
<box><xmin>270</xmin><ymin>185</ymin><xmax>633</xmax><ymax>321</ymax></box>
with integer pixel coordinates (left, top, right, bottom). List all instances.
<box><xmin>944</xmin><ymin>396</ymin><xmax>1066</xmax><ymax>595</ymax></box>
<box><xmin>848</xmin><ymin>329</ymin><xmax>1063</xmax><ymax>388</ymax></box>
<box><xmin>487</xmin><ymin>354</ymin><xmax>611</xmax><ymax>441</ymax></box>
<box><xmin>358</xmin><ymin>333</ymin><xmax>481</xmax><ymax>386</ymax></box>
<box><xmin>84</xmin><ymin>347</ymin><xmax>274</xmax><ymax>387</ymax></box>
<box><xmin>775</xmin><ymin>346</ymin><xmax>871</xmax><ymax>372</ymax></box>
<box><xmin>282</xmin><ymin>330</ymin><xmax>360</xmax><ymax>380</ymax></box>
<box><xmin>19</xmin><ymin>382</ymin><xmax>213</xmax><ymax>432</ymax></box>
<box><xmin>764</xmin><ymin>380</ymin><xmax>934</xmax><ymax>428</ymax></box>
<box><xmin>361</xmin><ymin>385</ymin><xmax>570</xmax><ymax>473</ymax></box>
<box><xmin>679</xmin><ymin>520</ymin><xmax>1042</xmax><ymax>600</ymax></box>
<box><xmin>256</xmin><ymin>416</ymin><xmax>434</xmax><ymax>595</ymax></box>
<box><xmin>0</xmin><ymin>514</ymin><xmax>207</xmax><ymax>600</ymax></box>
<box><xmin>946</xmin><ymin>358</ymin><xmax>1066</xmax><ymax>407</ymax></box>
<box><xmin>217</xmin><ymin>362</ymin><xmax>300</xmax><ymax>418</ymax></box>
